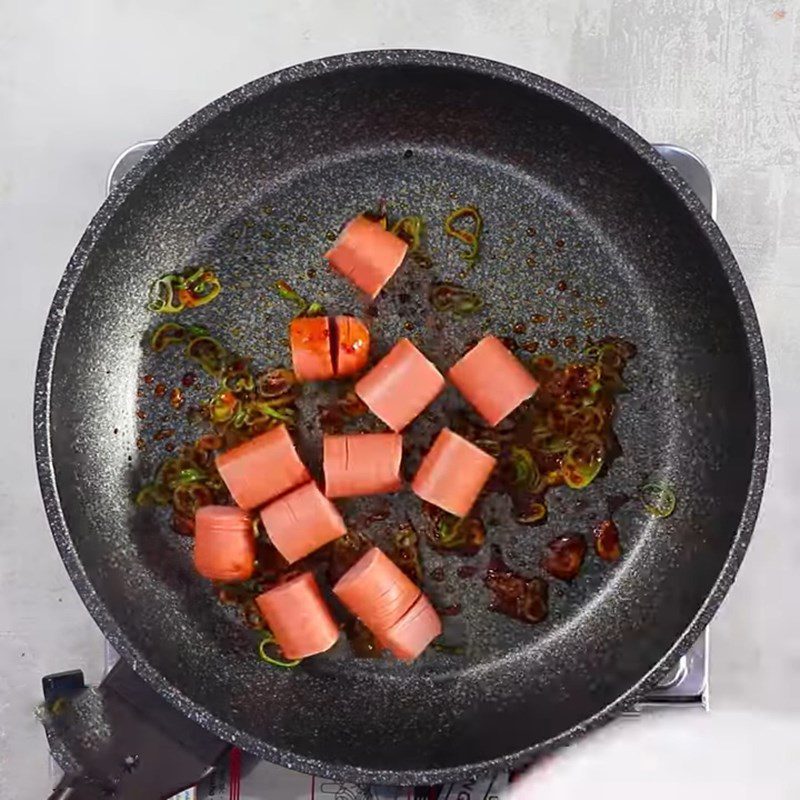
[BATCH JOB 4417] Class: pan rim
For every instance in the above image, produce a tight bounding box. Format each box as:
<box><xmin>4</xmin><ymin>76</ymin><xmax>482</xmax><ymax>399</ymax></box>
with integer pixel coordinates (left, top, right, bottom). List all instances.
<box><xmin>34</xmin><ymin>48</ymin><xmax>770</xmax><ymax>785</ymax></box>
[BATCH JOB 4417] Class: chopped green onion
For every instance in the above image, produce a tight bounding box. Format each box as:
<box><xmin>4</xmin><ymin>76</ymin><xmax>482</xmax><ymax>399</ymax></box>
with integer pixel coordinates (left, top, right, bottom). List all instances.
<box><xmin>510</xmin><ymin>446</ymin><xmax>538</xmax><ymax>488</ymax></box>
<box><xmin>255</xmin><ymin>368</ymin><xmax>295</xmax><ymax>399</ymax></box>
<box><xmin>444</xmin><ymin>205</ymin><xmax>483</xmax><ymax>266</ymax></box>
<box><xmin>516</xmin><ymin>501</ymin><xmax>547</xmax><ymax>524</ymax></box>
<box><xmin>186</xmin><ymin>336</ymin><xmax>227</xmax><ymax>378</ymax></box>
<box><xmin>640</xmin><ymin>481</ymin><xmax>676</xmax><ymax>518</ymax></box>
<box><xmin>209</xmin><ymin>390</ymin><xmax>238</xmax><ymax>423</ymax></box>
<box><xmin>431</xmin><ymin>641</ymin><xmax>465</xmax><ymax>655</ymax></box>
<box><xmin>274</xmin><ymin>280</ymin><xmax>325</xmax><ymax>317</ymax></box>
<box><xmin>176</xmin><ymin>468</ymin><xmax>205</xmax><ymax>484</ymax></box>
<box><xmin>148</xmin><ymin>275</ymin><xmax>185</xmax><ymax>313</ymax></box>
<box><xmin>258</xmin><ymin>633</ymin><xmax>301</xmax><ymax>668</ymax></box>
<box><xmin>275</xmin><ymin>280</ymin><xmax>307</xmax><ymax>309</ymax></box>
<box><xmin>150</xmin><ymin>322</ymin><xmax>187</xmax><ymax>352</ymax></box>
<box><xmin>135</xmin><ymin>484</ymin><xmax>171</xmax><ymax>506</ymax></box>
<box><xmin>250</xmin><ymin>402</ymin><xmax>295</xmax><ymax>422</ymax></box>
<box><xmin>430</xmin><ymin>282</ymin><xmax>483</xmax><ymax>316</ymax></box>
<box><xmin>148</xmin><ymin>268</ymin><xmax>221</xmax><ymax>314</ymax></box>
<box><xmin>561</xmin><ymin>442</ymin><xmax>604</xmax><ymax>489</ymax></box>
<box><xmin>391</xmin><ymin>216</ymin><xmax>424</xmax><ymax>251</ymax></box>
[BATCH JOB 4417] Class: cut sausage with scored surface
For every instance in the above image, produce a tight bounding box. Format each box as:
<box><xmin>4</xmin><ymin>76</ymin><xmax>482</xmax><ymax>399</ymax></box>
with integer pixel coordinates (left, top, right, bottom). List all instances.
<box><xmin>448</xmin><ymin>334</ymin><xmax>539</xmax><ymax>426</ymax></box>
<box><xmin>323</xmin><ymin>432</ymin><xmax>403</xmax><ymax>498</ymax></box>
<box><xmin>355</xmin><ymin>338</ymin><xmax>445</xmax><ymax>432</ymax></box>
<box><xmin>411</xmin><ymin>428</ymin><xmax>497</xmax><ymax>517</ymax></box>
<box><xmin>333</xmin><ymin>315</ymin><xmax>371</xmax><ymax>377</ymax></box>
<box><xmin>193</xmin><ymin>505</ymin><xmax>255</xmax><ymax>581</ymax></box>
<box><xmin>255</xmin><ymin>573</ymin><xmax>339</xmax><ymax>660</ymax></box>
<box><xmin>324</xmin><ymin>215</ymin><xmax>408</xmax><ymax>298</ymax></box>
<box><xmin>260</xmin><ymin>481</ymin><xmax>347</xmax><ymax>564</ymax></box>
<box><xmin>333</xmin><ymin>547</ymin><xmax>421</xmax><ymax>633</ymax></box>
<box><xmin>215</xmin><ymin>425</ymin><xmax>310</xmax><ymax>511</ymax></box>
<box><xmin>290</xmin><ymin>316</ymin><xmax>334</xmax><ymax>382</ymax></box>
<box><xmin>380</xmin><ymin>593</ymin><xmax>442</xmax><ymax>661</ymax></box>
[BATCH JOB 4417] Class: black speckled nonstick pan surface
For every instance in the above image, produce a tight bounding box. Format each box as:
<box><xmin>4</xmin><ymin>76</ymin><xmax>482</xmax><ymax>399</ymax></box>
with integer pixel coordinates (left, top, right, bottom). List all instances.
<box><xmin>35</xmin><ymin>51</ymin><xmax>769</xmax><ymax>785</ymax></box>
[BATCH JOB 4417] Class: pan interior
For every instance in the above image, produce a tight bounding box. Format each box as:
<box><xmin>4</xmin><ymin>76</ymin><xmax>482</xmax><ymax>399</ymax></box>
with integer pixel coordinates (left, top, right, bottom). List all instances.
<box><xmin>47</xmin><ymin>61</ymin><xmax>757</xmax><ymax>775</ymax></box>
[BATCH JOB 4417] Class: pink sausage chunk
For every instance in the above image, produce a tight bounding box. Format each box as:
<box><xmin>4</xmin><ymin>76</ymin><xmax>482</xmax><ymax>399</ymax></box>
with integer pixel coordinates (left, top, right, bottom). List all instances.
<box><xmin>324</xmin><ymin>215</ymin><xmax>408</xmax><ymax>299</ymax></box>
<box><xmin>333</xmin><ymin>547</ymin><xmax>421</xmax><ymax>633</ymax></box>
<box><xmin>215</xmin><ymin>425</ymin><xmax>310</xmax><ymax>511</ymax></box>
<box><xmin>323</xmin><ymin>433</ymin><xmax>403</xmax><ymax>498</ymax></box>
<box><xmin>256</xmin><ymin>573</ymin><xmax>339</xmax><ymax>660</ymax></box>
<box><xmin>448</xmin><ymin>335</ymin><xmax>539</xmax><ymax>426</ymax></box>
<box><xmin>355</xmin><ymin>339</ymin><xmax>445</xmax><ymax>432</ymax></box>
<box><xmin>411</xmin><ymin>428</ymin><xmax>497</xmax><ymax>517</ymax></box>
<box><xmin>380</xmin><ymin>594</ymin><xmax>442</xmax><ymax>661</ymax></box>
<box><xmin>193</xmin><ymin>506</ymin><xmax>255</xmax><ymax>581</ymax></box>
<box><xmin>260</xmin><ymin>482</ymin><xmax>346</xmax><ymax>564</ymax></box>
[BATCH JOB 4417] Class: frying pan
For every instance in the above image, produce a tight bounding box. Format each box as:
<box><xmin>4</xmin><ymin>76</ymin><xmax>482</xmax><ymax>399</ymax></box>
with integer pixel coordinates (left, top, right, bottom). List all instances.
<box><xmin>36</xmin><ymin>50</ymin><xmax>769</xmax><ymax>792</ymax></box>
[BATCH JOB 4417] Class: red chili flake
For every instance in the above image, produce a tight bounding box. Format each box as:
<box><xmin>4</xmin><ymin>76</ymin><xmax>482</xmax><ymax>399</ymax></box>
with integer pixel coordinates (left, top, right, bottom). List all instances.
<box><xmin>165</xmin><ymin>442</ymin><xmax>176</xmax><ymax>452</ymax></box>
<box><xmin>154</xmin><ymin>383</ymin><xmax>167</xmax><ymax>398</ymax></box>
<box><xmin>556</xmin><ymin>280</ymin><xmax>568</xmax><ymax>292</ymax></box>
<box><xmin>143</xmin><ymin>374</ymin><xmax>155</xmax><ymax>385</ymax></box>
<box><xmin>526</xmin><ymin>255</ymin><xmax>536</xmax><ymax>268</ymax></box>
<box><xmin>135</xmin><ymin>437</ymin><xmax>146</xmax><ymax>450</ymax></box>
<box><xmin>564</xmin><ymin>335</ymin><xmax>578</xmax><ymax>351</ymax></box>
<box><xmin>169</xmin><ymin>388</ymin><xmax>185</xmax><ymax>410</ymax></box>
<box><xmin>182</xmin><ymin>372</ymin><xmax>197</xmax><ymax>387</ymax></box>
<box><xmin>153</xmin><ymin>428</ymin><xmax>174</xmax><ymax>442</ymax></box>
<box><xmin>555</xmin><ymin>239</ymin><xmax>565</xmax><ymax>248</ymax></box>
<box><xmin>532</xmin><ymin>313</ymin><xmax>549</xmax><ymax>324</ymax></box>
<box><xmin>136</xmin><ymin>409</ymin><xmax>146</xmax><ymax>420</ymax></box>
<box><xmin>594</xmin><ymin>519</ymin><xmax>622</xmax><ymax>561</ymax></box>
<box><xmin>513</xmin><ymin>321</ymin><xmax>527</xmax><ymax>334</ymax></box>
<box><xmin>541</xmin><ymin>535</ymin><xmax>587</xmax><ymax>581</ymax></box>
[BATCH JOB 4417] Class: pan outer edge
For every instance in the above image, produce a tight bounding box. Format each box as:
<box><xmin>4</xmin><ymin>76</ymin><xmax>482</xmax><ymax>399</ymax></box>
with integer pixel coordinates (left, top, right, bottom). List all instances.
<box><xmin>34</xmin><ymin>49</ymin><xmax>770</xmax><ymax>785</ymax></box>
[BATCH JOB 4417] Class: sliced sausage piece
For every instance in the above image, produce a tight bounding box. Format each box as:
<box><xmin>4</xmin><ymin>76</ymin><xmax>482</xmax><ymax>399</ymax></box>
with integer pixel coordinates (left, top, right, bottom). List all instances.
<box><xmin>333</xmin><ymin>315</ymin><xmax>371</xmax><ymax>377</ymax></box>
<box><xmin>193</xmin><ymin>505</ymin><xmax>255</xmax><ymax>581</ymax></box>
<box><xmin>323</xmin><ymin>433</ymin><xmax>403</xmax><ymax>498</ymax></box>
<box><xmin>411</xmin><ymin>428</ymin><xmax>497</xmax><ymax>517</ymax></box>
<box><xmin>260</xmin><ymin>481</ymin><xmax>347</xmax><ymax>564</ymax></box>
<box><xmin>255</xmin><ymin>573</ymin><xmax>339</xmax><ymax>659</ymax></box>
<box><xmin>448</xmin><ymin>335</ymin><xmax>539</xmax><ymax>426</ymax></box>
<box><xmin>380</xmin><ymin>594</ymin><xmax>442</xmax><ymax>661</ymax></box>
<box><xmin>355</xmin><ymin>339</ymin><xmax>445</xmax><ymax>432</ymax></box>
<box><xmin>324</xmin><ymin>215</ymin><xmax>408</xmax><ymax>298</ymax></box>
<box><xmin>333</xmin><ymin>547</ymin><xmax>420</xmax><ymax>633</ymax></box>
<box><xmin>216</xmin><ymin>425</ymin><xmax>310</xmax><ymax>511</ymax></box>
<box><xmin>290</xmin><ymin>316</ymin><xmax>334</xmax><ymax>382</ymax></box>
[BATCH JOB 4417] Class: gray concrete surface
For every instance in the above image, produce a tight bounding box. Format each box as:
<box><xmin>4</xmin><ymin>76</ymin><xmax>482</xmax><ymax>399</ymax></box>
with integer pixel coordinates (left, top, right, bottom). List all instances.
<box><xmin>1</xmin><ymin>0</ymin><xmax>798</xmax><ymax>795</ymax></box>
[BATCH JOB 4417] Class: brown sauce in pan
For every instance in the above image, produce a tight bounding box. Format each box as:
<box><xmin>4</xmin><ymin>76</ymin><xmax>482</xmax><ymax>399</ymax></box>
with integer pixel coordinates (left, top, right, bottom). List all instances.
<box><xmin>484</xmin><ymin>547</ymin><xmax>548</xmax><ymax>624</ymax></box>
<box><xmin>132</xmin><ymin>200</ymin><xmax>643</xmax><ymax>657</ymax></box>
<box><xmin>541</xmin><ymin>535</ymin><xmax>587</xmax><ymax>581</ymax></box>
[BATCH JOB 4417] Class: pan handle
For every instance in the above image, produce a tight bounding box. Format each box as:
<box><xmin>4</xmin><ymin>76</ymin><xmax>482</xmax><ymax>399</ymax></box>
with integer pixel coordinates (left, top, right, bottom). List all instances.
<box><xmin>41</xmin><ymin>660</ymin><xmax>229</xmax><ymax>799</ymax></box>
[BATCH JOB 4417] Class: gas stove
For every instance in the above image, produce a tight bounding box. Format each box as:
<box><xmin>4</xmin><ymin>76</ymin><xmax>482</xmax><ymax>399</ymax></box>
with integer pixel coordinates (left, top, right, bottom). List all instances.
<box><xmin>46</xmin><ymin>141</ymin><xmax>712</xmax><ymax>800</ymax></box>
